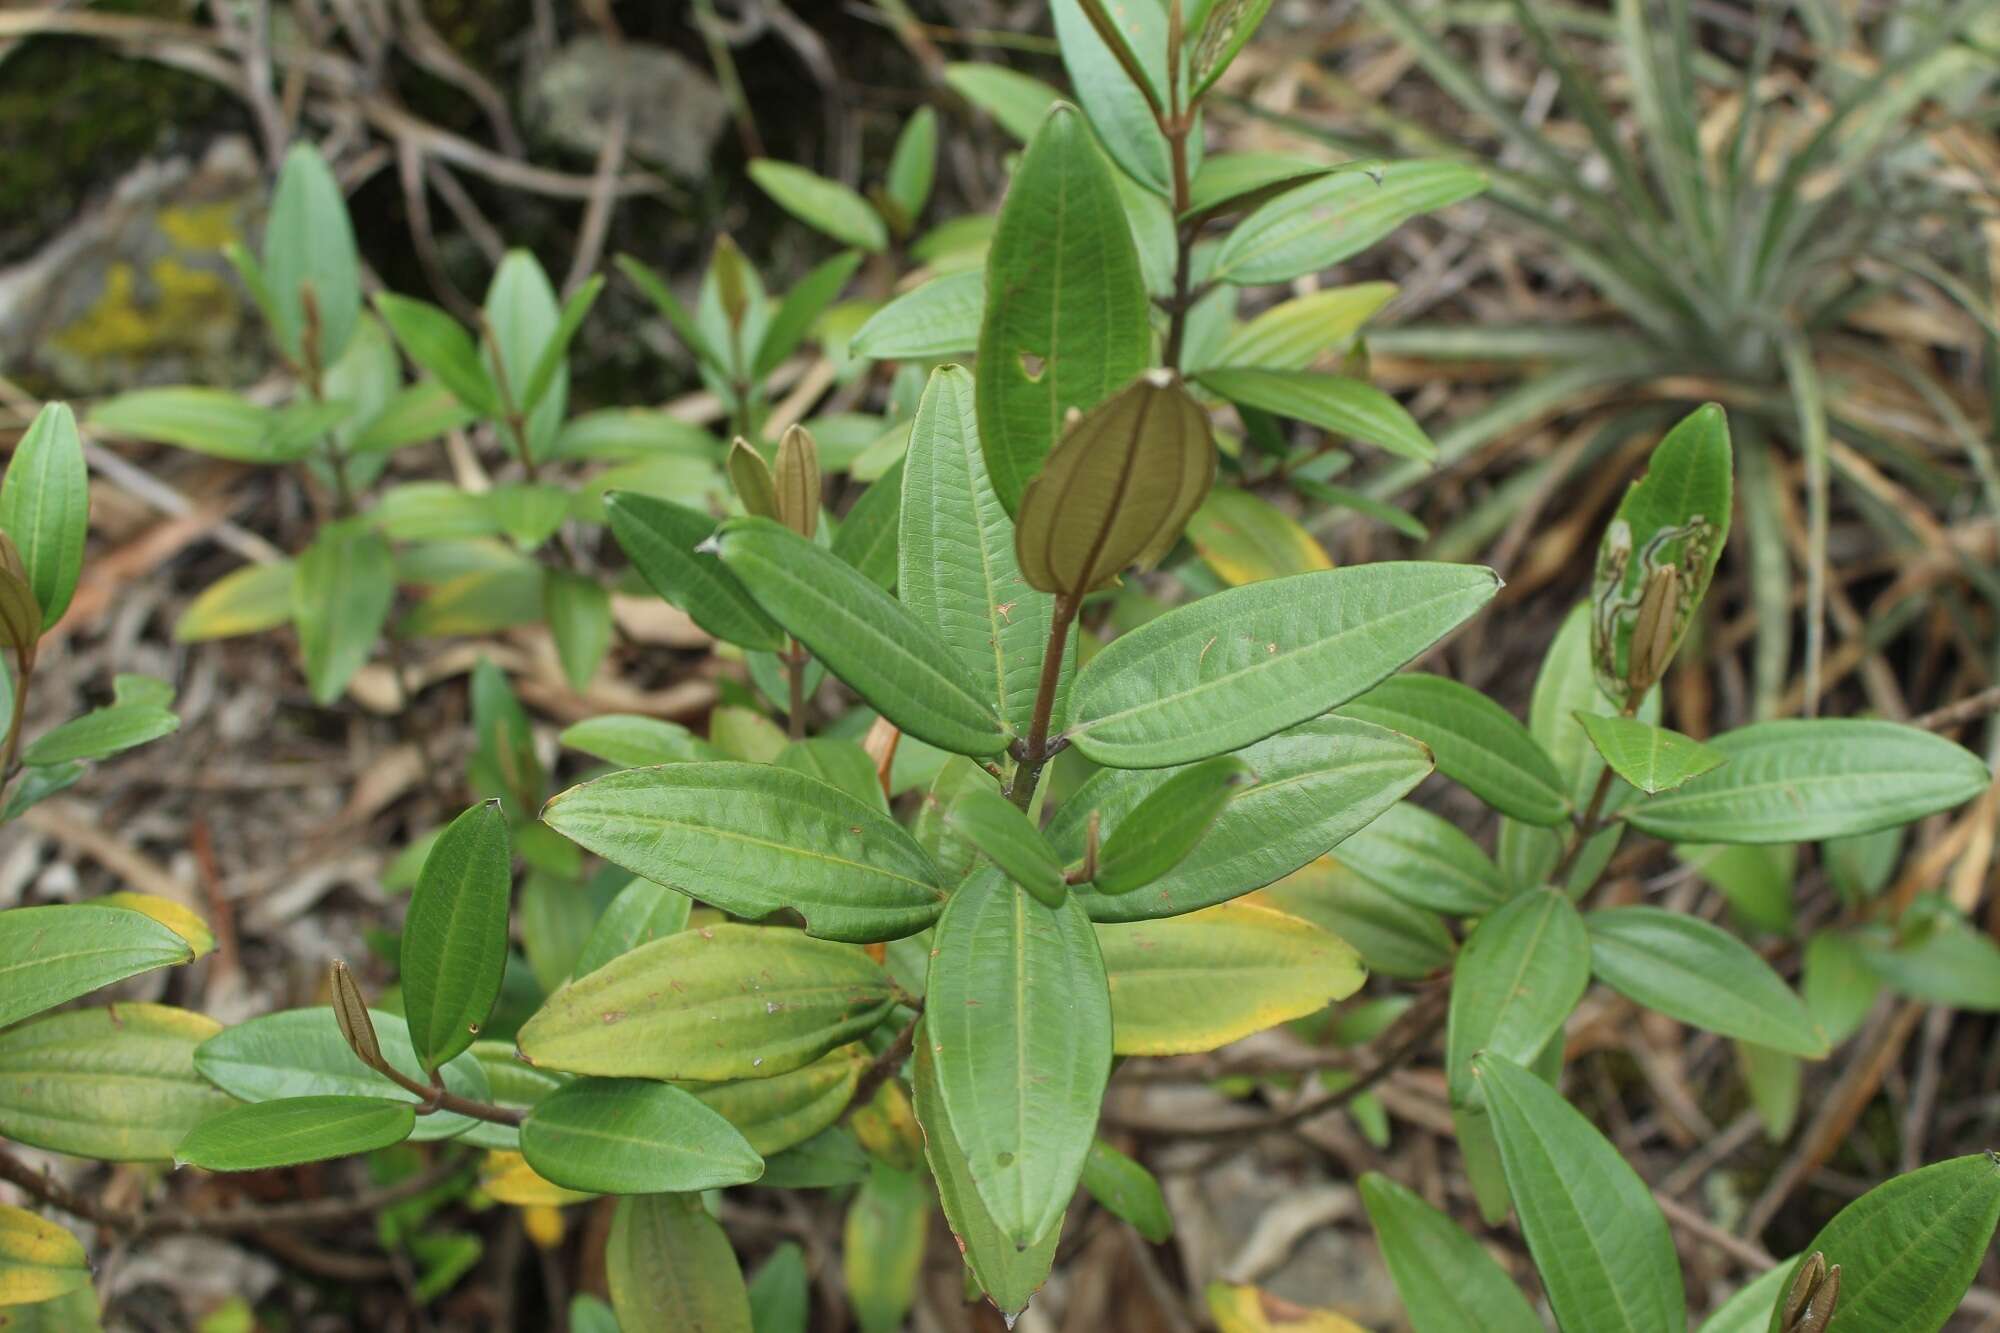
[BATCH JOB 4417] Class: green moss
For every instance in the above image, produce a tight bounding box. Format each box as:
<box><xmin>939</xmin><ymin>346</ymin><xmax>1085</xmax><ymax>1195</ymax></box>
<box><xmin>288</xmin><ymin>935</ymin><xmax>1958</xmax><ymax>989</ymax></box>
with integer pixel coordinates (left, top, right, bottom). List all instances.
<box><xmin>49</xmin><ymin>254</ymin><xmax>241</xmax><ymax>362</ymax></box>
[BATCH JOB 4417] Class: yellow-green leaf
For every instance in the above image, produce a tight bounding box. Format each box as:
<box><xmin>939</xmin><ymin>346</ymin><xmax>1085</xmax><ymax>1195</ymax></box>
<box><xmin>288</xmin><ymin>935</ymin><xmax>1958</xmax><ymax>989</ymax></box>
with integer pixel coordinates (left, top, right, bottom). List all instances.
<box><xmin>1186</xmin><ymin>487</ymin><xmax>1330</xmax><ymax>585</ymax></box>
<box><xmin>0</xmin><ymin>1206</ymin><xmax>88</xmax><ymax>1308</ymax></box>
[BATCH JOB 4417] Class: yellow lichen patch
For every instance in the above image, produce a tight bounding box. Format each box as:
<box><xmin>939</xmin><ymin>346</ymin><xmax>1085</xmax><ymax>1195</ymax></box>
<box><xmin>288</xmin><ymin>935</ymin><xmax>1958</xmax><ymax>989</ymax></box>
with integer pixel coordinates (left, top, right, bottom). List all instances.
<box><xmin>155</xmin><ymin>200</ymin><xmax>242</xmax><ymax>250</ymax></box>
<box><xmin>49</xmin><ymin>257</ymin><xmax>240</xmax><ymax>363</ymax></box>
<box><xmin>1208</xmin><ymin>1281</ymin><xmax>1371</xmax><ymax>1333</ymax></box>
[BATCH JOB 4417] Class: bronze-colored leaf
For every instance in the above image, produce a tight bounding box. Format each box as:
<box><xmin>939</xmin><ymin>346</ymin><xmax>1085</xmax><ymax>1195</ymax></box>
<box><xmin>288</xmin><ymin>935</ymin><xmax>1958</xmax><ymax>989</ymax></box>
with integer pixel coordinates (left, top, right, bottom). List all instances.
<box><xmin>728</xmin><ymin>437</ymin><xmax>780</xmax><ymax>521</ymax></box>
<box><xmin>1013</xmin><ymin>371</ymin><xmax>1215</xmax><ymax>599</ymax></box>
<box><xmin>775</xmin><ymin>424</ymin><xmax>821</xmax><ymax>539</ymax></box>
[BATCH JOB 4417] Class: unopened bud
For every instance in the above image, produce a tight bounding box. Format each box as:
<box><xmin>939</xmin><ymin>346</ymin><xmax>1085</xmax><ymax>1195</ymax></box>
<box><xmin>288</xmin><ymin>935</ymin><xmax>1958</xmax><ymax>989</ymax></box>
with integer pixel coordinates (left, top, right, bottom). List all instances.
<box><xmin>1626</xmin><ymin>563</ymin><xmax>1681</xmax><ymax>695</ymax></box>
<box><xmin>713</xmin><ymin>234</ymin><xmax>751</xmax><ymax>331</ymax></box>
<box><xmin>330</xmin><ymin>960</ymin><xmax>385</xmax><ymax>1071</ymax></box>
<box><xmin>775</xmin><ymin>424</ymin><xmax>821</xmax><ymax>540</ymax></box>
<box><xmin>1782</xmin><ymin>1252</ymin><xmax>1840</xmax><ymax>1333</ymax></box>
<box><xmin>0</xmin><ymin>533</ymin><xmax>41</xmax><ymax>664</ymax></box>
<box><xmin>728</xmin><ymin>437</ymin><xmax>780</xmax><ymax>520</ymax></box>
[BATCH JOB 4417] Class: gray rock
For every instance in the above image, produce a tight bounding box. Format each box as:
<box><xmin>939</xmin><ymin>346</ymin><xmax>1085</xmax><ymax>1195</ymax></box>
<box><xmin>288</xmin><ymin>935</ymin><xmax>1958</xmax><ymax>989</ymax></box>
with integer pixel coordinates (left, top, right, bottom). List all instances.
<box><xmin>529</xmin><ymin>37</ymin><xmax>729</xmax><ymax>180</ymax></box>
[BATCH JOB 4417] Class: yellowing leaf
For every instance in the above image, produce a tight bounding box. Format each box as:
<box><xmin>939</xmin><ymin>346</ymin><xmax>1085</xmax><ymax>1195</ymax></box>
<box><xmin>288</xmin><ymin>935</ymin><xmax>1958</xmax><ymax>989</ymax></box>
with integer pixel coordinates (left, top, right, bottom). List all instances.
<box><xmin>479</xmin><ymin>1150</ymin><xmax>596</xmax><ymax>1207</ymax></box>
<box><xmin>1097</xmin><ymin>896</ymin><xmax>1364</xmax><ymax>1054</ymax></box>
<box><xmin>98</xmin><ymin>892</ymin><xmax>214</xmax><ymax>960</ymax></box>
<box><xmin>1187</xmin><ymin>487</ymin><xmax>1331</xmax><ymax>585</ymax></box>
<box><xmin>173</xmin><ymin>561</ymin><xmax>296</xmax><ymax>642</ymax></box>
<box><xmin>1207</xmin><ymin>1281</ymin><xmax>1370</xmax><ymax>1333</ymax></box>
<box><xmin>0</xmin><ymin>1205</ymin><xmax>90</xmax><ymax>1306</ymax></box>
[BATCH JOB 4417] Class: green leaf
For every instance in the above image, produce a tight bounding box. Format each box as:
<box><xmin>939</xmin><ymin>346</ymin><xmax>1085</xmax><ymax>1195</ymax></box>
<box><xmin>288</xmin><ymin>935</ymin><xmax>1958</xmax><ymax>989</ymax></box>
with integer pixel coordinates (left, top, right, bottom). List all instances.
<box><xmin>1446</xmin><ymin>889</ymin><xmax>1588</xmax><ymax>1104</ymax></box>
<box><xmin>1801</xmin><ymin>929</ymin><xmax>1880</xmax><ymax>1046</ymax></box>
<box><xmin>912</xmin><ymin>1034</ymin><xmax>1058</xmax><ymax>1316</ymax></box>
<box><xmin>1735</xmin><ymin>1041</ymin><xmax>1801</xmax><ymax>1142</ymax></box>
<box><xmin>749</xmin><ymin>160</ymin><xmax>889</xmax><ymax>253</ymax></box>
<box><xmin>292</xmin><ymin>520</ymin><xmax>395</xmax><ymax>705</ymax></box>
<box><xmin>1098</xmin><ymin>896</ymin><xmax>1362</xmax><ymax>1054</ymax></box>
<box><xmin>605</xmin><ymin>492</ymin><xmax>784</xmax><ymax>652</ymax></box>
<box><xmin>1695</xmin><ymin>1264</ymin><xmax>1794</xmax><ymax>1333</ymax></box>
<box><xmin>0</xmin><ymin>904</ymin><xmax>192</xmax><ymax>1030</ymax></box>
<box><xmin>851</xmin><ymin>271</ymin><xmax>984</xmax><ymax>359</ymax></box>
<box><xmin>976</xmin><ymin>104</ymin><xmax>1151</xmax><ymax>515</ymax></box>
<box><xmin>1209</xmin><ymin>283</ymin><xmax>1397</xmax><ymax>372</ymax></box>
<box><xmin>885</xmin><ymin>106</ymin><xmax>939</xmax><ymax>224</ymax></box>
<box><xmin>373</xmin><ymin>293</ymin><xmax>499</xmax><ymax>416</ymax></box>
<box><xmin>1627</xmin><ymin>719</ymin><xmax>1990</xmax><ymax>844</ymax></box>
<box><xmin>1358</xmin><ymin>1171</ymin><xmax>1545</xmax><ymax>1333</ymax></box>
<box><xmin>1332</xmin><ymin>800</ymin><xmax>1512</xmax><ymax>916</ymax></box>
<box><xmin>1067</xmin><ymin>563</ymin><xmax>1499</xmax><ymax>769</ymax></box>
<box><xmin>1339</xmin><ymin>673</ymin><xmax>1568</xmax><ymax>825</ymax></box>
<box><xmin>1184</xmin><ymin>152</ymin><xmax>1338</xmax><ymax>223</ymax></box>
<box><xmin>543</xmin><ymin>761</ymin><xmax>945</xmax><ymax>942</ymax></box>
<box><xmin>0</xmin><ymin>1204</ymin><xmax>90</xmax><ymax>1307</ymax></box>
<box><xmin>1056</xmin><ymin>716</ymin><xmax>1434</xmax><ymax>921</ymax></box>
<box><xmin>175</xmin><ymin>1095</ymin><xmax>413</xmax><ymax>1170</ymax></box>
<box><xmin>1258</xmin><ymin>860</ymin><xmax>1455</xmax><ymax>980</ymax></box>
<box><xmin>0</xmin><ymin>761</ymin><xmax>81</xmax><ymax>823</ymax></box>
<box><xmin>1767</xmin><ymin>1153</ymin><xmax>2000</xmax><ymax>1333</ymax></box>
<box><xmin>0</xmin><ymin>403</ymin><xmax>88</xmax><ymax>626</ymax></box>
<box><xmin>87</xmin><ymin>388</ymin><xmax>296</xmax><ymax>463</ymax></box>
<box><xmin>470</xmin><ymin>656</ymin><xmax>543</xmax><ymax>816</ymax></box>
<box><xmin>714</xmin><ymin>516</ymin><xmax>1010</xmax><ymax>755</ymax></box>
<box><xmin>572</xmin><ymin>877</ymin><xmax>692</xmax><ymax>980</ymax></box>
<box><xmin>1197</xmin><ymin>368</ymin><xmax>1436</xmax><ymax>462</ymax></box>
<box><xmin>1186</xmin><ymin>487</ymin><xmax>1331</xmax><ymax>586</ymax></box>
<box><xmin>174</xmin><ymin>560</ymin><xmax>296</xmax><ymax>641</ymax></box>
<box><xmin>927</xmin><ymin>866</ymin><xmax>1111</xmax><ymax>1249</ymax></box>
<box><xmin>483</xmin><ymin>251</ymin><xmax>567</xmax><ymax>460</ymax></box>
<box><xmin>401</xmin><ymin>802</ymin><xmax>512</xmax><ymax>1073</ymax></box>
<box><xmin>758</xmin><ymin>251</ymin><xmax>865</xmax><ymax>379</ymax></box>
<box><xmin>193</xmin><ymin>1006</ymin><xmax>492</xmax><ymax>1142</ymax></box>
<box><xmin>759</xmin><ymin>1126</ymin><xmax>871</xmax><ymax>1190</ymax></box>
<box><xmin>689</xmin><ymin>1045</ymin><xmax>866</xmax><ymax>1158</ymax></box>
<box><xmin>520</xmin><ymin>274</ymin><xmax>603</xmax><ymax>412</ymax></box>
<box><xmin>559</xmin><ymin>714</ymin><xmax>713</xmax><ymax>769</ymax></box>
<box><xmin>20</xmin><ymin>703</ymin><xmax>178</xmax><ymax>767</ymax></box>
<box><xmin>544</xmin><ymin>569</ymin><xmax>612</xmax><ymax>690</ymax></box>
<box><xmin>747</xmin><ymin>1244</ymin><xmax>810</xmax><ymax>1333</ymax></box>
<box><xmin>900</xmin><ymin>365</ymin><xmax>1067</xmax><ymax>739</ymax></box>
<box><xmin>943</xmin><ymin>63</ymin><xmax>1062</xmax><ymax>142</ymax></box>
<box><xmin>1081</xmin><ymin>1138</ymin><xmax>1171</xmax><ymax>1242</ymax></box>
<box><xmin>1050</xmin><ymin>0</ymin><xmax>1171</xmax><ymax>194</ymax></box>
<box><xmin>775</xmin><ymin>738</ymin><xmax>886</xmax><ymax>811</ymax></box>
<box><xmin>1213</xmin><ymin>160</ymin><xmax>1488</xmax><ymax>285</ymax></box>
<box><xmin>348</xmin><ymin>381</ymin><xmax>477</xmax><ymax>455</ymax></box>
<box><xmin>1856</xmin><ymin>910</ymin><xmax>2000</xmax><ymax>1011</ymax></box>
<box><xmin>844</xmin><ymin>1164</ymin><xmax>930</xmax><ymax>1333</ymax></box>
<box><xmin>0</xmin><ymin>1003</ymin><xmax>233</xmax><ymax>1162</ymax></box>
<box><xmin>616</xmin><ymin>254</ymin><xmax>726</xmax><ymax>374</ymax></box>
<box><xmin>1189</xmin><ymin>0</ymin><xmax>1276</xmax><ymax>98</ymax></box>
<box><xmin>1092</xmin><ymin>755</ymin><xmax>1248</xmax><ymax>896</ymax></box>
<box><xmin>1578</xmin><ymin>714</ymin><xmax>1725</xmax><ymax>794</ymax></box>
<box><xmin>517</xmin><ymin>923</ymin><xmax>896</xmax><ymax>1080</ymax></box>
<box><xmin>609</xmin><ymin>1193</ymin><xmax>754</xmax><ymax>1333</ymax></box>
<box><xmin>938</xmin><ymin>782</ymin><xmax>1067</xmax><ymax>906</ymax></box>
<box><xmin>1475</xmin><ymin>1054</ymin><xmax>1686</xmax><ymax>1333</ymax></box>
<box><xmin>264</xmin><ymin>143</ymin><xmax>361</xmax><ymax>367</ymax></box>
<box><xmin>829</xmin><ymin>456</ymin><xmax>903</xmax><ymax>592</ymax></box>
<box><xmin>520</xmin><ymin>1077</ymin><xmax>762</xmax><ymax>1194</ymax></box>
<box><xmin>1586</xmin><ymin>907</ymin><xmax>1826</xmax><ymax>1056</ymax></box>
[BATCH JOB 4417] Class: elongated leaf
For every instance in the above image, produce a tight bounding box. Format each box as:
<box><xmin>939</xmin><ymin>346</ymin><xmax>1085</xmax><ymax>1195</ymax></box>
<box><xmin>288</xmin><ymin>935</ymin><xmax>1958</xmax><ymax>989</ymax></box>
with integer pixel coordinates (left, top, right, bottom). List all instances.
<box><xmin>749</xmin><ymin>160</ymin><xmax>888</xmax><ymax>253</ymax></box>
<box><xmin>1586</xmin><ymin>907</ymin><xmax>1825</xmax><ymax>1056</ymax></box>
<box><xmin>943</xmin><ymin>63</ymin><xmax>1062</xmax><ymax>142</ymax></box>
<box><xmin>521</xmin><ymin>1077</ymin><xmax>762</xmax><ymax>1194</ymax></box>
<box><xmin>1802</xmin><ymin>929</ymin><xmax>1879</xmax><ymax>1046</ymax></box>
<box><xmin>1339</xmin><ymin>672</ymin><xmax>1568</xmax><ymax>825</ymax></box>
<box><xmin>1198</xmin><ymin>368</ymin><xmax>1435</xmax><ymax>462</ymax></box>
<box><xmin>1696</xmin><ymin>1264</ymin><xmax>1794</xmax><ymax>1333</ymax></box>
<box><xmin>1051</xmin><ymin>0</ymin><xmax>1172</xmax><ymax>192</ymax></box>
<box><xmin>20</xmin><ymin>703</ymin><xmax>178</xmax><ymax>767</ymax></box>
<box><xmin>912</xmin><ymin>1034</ymin><xmax>1059</xmax><ymax>1316</ymax></box>
<box><xmin>1055</xmin><ymin>716</ymin><xmax>1432</xmax><ymax>921</ymax></box>
<box><xmin>1263</xmin><ymin>857</ymin><xmax>1454</xmax><ymax>980</ymax></box>
<box><xmin>0</xmin><ymin>904</ymin><xmax>192</xmax><ymax>1030</ymax></box>
<box><xmin>193</xmin><ymin>1006</ymin><xmax>492</xmax><ymax>1142</ymax></box>
<box><xmin>1333</xmin><ymin>800</ymin><xmax>1512</xmax><ymax>916</ymax></box>
<box><xmin>483</xmin><ymin>251</ymin><xmax>566</xmax><ymax>461</ymax></box>
<box><xmin>1358</xmin><ymin>1172</ymin><xmax>1544</xmax><ymax>1333</ymax></box>
<box><xmin>292</xmin><ymin>520</ymin><xmax>395</xmax><ymax>704</ymax></box>
<box><xmin>900</xmin><ymin>364</ymin><xmax>1067</xmax><ymax>737</ymax></box>
<box><xmin>850</xmin><ymin>271</ymin><xmax>983</xmax><ymax>359</ymax></box>
<box><xmin>1736</xmin><ymin>1041</ymin><xmax>1801</xmax><ymax>1142</ymax></box>
<box><xmin>844</xmin><ymin>1164</ymin><xmax>930</xmax><ymax>1333</ymax></box>
<box><xmin>175</xmin><ymin>1095</ymin><xmax>414</xmax><ymax>1170</ymax></box>
<box><xmin>714</xmin><ymin>517</ymin><xmax>1010</xmax><ymax>756</ymax></box>
<box><xmin>927</xmin><ymin>867</ymin><xmax>1110</xmax><ymax>1249</ymax></box>
<box><xmin>1766</xmin><ymin>1153</ymin><xmax>2000</xmax><ymax>1333</ymax></box>
<box><xmin>689</xmin><ymin>1045</ymin><xmax>866</xmax><ymax>1157</ymax></box>
<box><xmin>1857</xmin><ymin>911</ymin><xmax>2000</xmax><ymax>1011</ymax></box>
<box><xmin>1067</xmin><ymin>563</ymin><xmax>1498</xmax><ymax>769</ymax></box>
<box><xmin>1093</xmin><ymin>755</ymin><xmax>1247</xmax><ymax>896</ymax></box>
<box><xmin>1590</xmin><ymin>402</ymin><xmax>1731</xmax><ymax>707</ymax></box>
<box><xmin>1210</xmin><ymin>283</ymin><xmax>1397</xmax><ymax>372</ymax></box>
<box><xmin>829</xmin><ymin>456</ymin><xmax>902</xmax><ymax>591</ymax></box>
<box><xmin>542</xmin><ymin>761</ymin><xmax>944</xmax><ymax>942</ymax></box>
<box><xmin>885</xmin><ymin>106</ymin><xmax>939</xmax><ymax>223</ymax></box>
<box><xmin>1098</xmin><ymin>896</ymin><xmax>1362</xmax><ymax>1053</ymax></box>
<box><xmin>521</xmin><ymin>275</ymin><xmax>603</xmax><ymax>411</ymax></box>
<box><xmin>608</xmin><ymin>1193</ymin><xmax>754</xmax><ymax>1333</ymax></box>
<box><xmin>1184</xmin><ymin>152</ymin><xmax>1337</xmax><ymax>223</ymax></box>
<box><xmin>976</xmin><ymin>104</ymin><xmax>1150</xmax><ymax>515</ymax></box>
<box><xmin>265</xmin><ymin>143</ymin><xmax>361</xmax><ymax>366</ymax></box>
<box><xmin>560</xmin><ymin>715</ymin><xmax>714</xmax><ymax>769</ymax></box>
<box><xmin>1213</xmin><ymin>161</ymin><xmax>1488</xmax><ymax>285</ymax></box>
<box><xmin>349</xmin><ymin>380</ymin><xmax>477</xmax><ymax>454</ymax></box>
<box><xmin>1081</xmin><ymin>1138</ymin><xmax>1171</xmax><ymax>1242</ymax></box>
<box><xmin>1446</xmin><ymin>889</ymin><xmax>1588</xmax><ymax>1104</ymax></box>
<box><xmin>88</xmin><ymin>388</ymin><xmax>292</xmax><ymax>463</ymax></box>
<box><xmin>402</xmin><ymin>802</ymin><xmax>512</xmax><ymax>1072</ymax></box>
<box><xmin>0</xmin><ymin>1205</ymin><xmax>89</xmax><ymax>1306</ymax></box>
<box><xmin>1578</xmin><ymin>713</ymin><xmax>1724</xmax><ymax>794</ymax></box>
<box><xmin>0</xmin><ymin>404</ymin><xmax>88</xmax><ymax>626</ymax></box>
<box><xmin>572</xmin><ymin>878</ymin><xmax>692</xmax><ymax>981</ymax></box>
<box><xmin>373</xmin><ymin>293</ymin><xmax>499</xmax><ymax>416</ymax></box>
<box><xmin>174</xmin><ymin>560</ymin><xmax>296</xmax><ymax>641</ymax></box>
<box><xmin>517</xmin><ymin>923</ymin><xmax>896</xmax><ymax>1081</ymax></box>
<box><xmin>1627</xmin><ymin>720</ymin><xmax>1989</xmax><ymax>844</ymax></box>
<box><xmin>0</xmin><ymin>1004</ymin><xmax>232</xmax><ymax>1162</ymax></box>
<box><xmin>1476</xmin><ymin>1054</ymin><xmax>1685</xmax><ymax>1333</ymax></box>
<box><xmin>1187</xmin><ymin>487</ymin><xmax>1331</xmax><ymax>585</ymax></box>
<box><xmin>544</xmin><ymin>569</ymin><xmax>612</xmax><ymax>689</ymax></box>
<box><xmin>604</xmin><ymin>492</ymin><xmax>783</xmax><ymax>652</ymax></box>
<box><xmin>940</xmin><ymin>781</ymin><xmax>1066</xmax><ymax>906</ymax></box>
<box><xmin>747</xmin><ymin>1244</ymin><xmax>809</xmax><ymax>1333</ymax></box>
<box><xmin>1190</xmin><ymin>0</ymin><xmax>1276</xmax><ymax>98</ymax></box>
